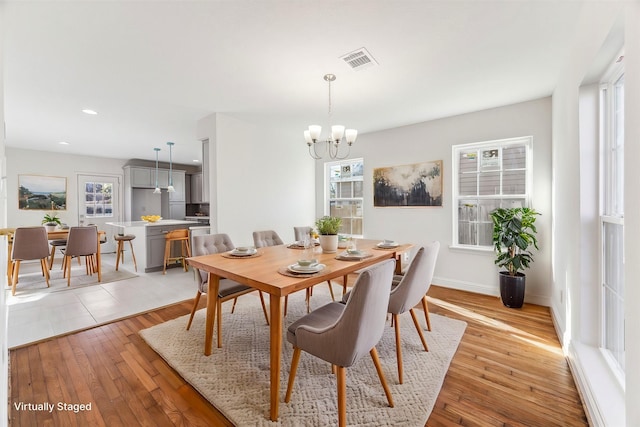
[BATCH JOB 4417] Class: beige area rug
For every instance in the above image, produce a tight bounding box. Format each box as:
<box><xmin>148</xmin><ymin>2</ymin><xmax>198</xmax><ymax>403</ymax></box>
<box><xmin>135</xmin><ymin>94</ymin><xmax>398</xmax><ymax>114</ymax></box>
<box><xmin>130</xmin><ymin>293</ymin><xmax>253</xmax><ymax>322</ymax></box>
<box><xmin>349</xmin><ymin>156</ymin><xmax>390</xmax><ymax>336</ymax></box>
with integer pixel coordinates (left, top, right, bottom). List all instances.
<box><xmin>140</xmin><ymin>286</ymin><xmax>467</xmax><ymax>426</ymax></box>
<box><xmin>7</xmin><ymin>258</ymin><xmax>137</xmax><ymax>296</ymax></box>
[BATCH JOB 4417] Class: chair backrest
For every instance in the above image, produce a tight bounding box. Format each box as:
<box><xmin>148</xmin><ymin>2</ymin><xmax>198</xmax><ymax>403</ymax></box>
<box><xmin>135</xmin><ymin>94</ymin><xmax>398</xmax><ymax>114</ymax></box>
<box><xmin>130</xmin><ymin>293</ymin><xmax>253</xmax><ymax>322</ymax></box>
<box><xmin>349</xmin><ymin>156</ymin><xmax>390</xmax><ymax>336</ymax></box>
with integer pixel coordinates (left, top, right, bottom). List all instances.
<box><xmin>64</xmin><ymin>226</ymin><xmax>99</xmax><ymax>257</ymax></box>
<box><xmin>252</xmin><ymin>230</ymin><xmax>283</xmax><ymax>248</ymax></box>
<box><xmin>166</xmin><ymin>229</ymin><xmax>189</xmax><ymax>240</ymax></box>
<box><xmin>294</xmin><ymin>226</ymin><xmax>312</xmax><ymax>241</ymax></box>
<box><xmin>192</xmin><ymin>233</ymin><xmax>235</xmax><ymax>290</ymax></box>
<box><xmin>388</xmin><ymin>241</ymin><xmax>440</xmax><ymax>315</ymax></box>
<box><xmin>295</xmin><ymin>259</ymin><xmax>395</xmax><ymax>368</ymax></box>
<box><xmin>11</xmin><ymin>226</ymin><xmax>50</xmax><ymax>260</ymax></box>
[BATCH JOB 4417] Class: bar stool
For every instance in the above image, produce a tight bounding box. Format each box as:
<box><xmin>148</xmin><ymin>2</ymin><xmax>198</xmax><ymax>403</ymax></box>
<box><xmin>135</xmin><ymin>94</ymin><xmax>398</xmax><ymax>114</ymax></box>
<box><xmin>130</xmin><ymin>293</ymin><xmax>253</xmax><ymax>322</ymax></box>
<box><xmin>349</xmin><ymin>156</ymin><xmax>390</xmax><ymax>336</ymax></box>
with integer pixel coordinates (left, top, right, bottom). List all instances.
<box><xmin>114</xmin><ymin>234</ymin><xmax>137</xmax><ymax>272</ymax></box>
<box><xmin>163</xmin><ymin>229</ymin><xmax>191</xmax><ymax>274</ymax></box>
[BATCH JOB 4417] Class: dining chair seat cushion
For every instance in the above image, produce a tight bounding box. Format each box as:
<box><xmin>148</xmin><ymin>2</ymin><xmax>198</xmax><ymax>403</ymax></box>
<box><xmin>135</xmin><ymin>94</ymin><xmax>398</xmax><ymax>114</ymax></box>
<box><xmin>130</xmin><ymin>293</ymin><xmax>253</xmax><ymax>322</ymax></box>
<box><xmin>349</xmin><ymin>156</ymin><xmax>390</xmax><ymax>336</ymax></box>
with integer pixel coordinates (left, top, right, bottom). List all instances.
<box><xmin>218</xmin><ymin>279</ymin><xmax>252</xmax><ymax>299</ymax></box>
<box><xmin>287</xmin><ymin>302</ymin><xmax>345</xmax><ymax>345</ymax></box>
<box><xmin>50</xmin><ymin>239</ymin><xmax>67</xmax><ymax>246</ymax></box>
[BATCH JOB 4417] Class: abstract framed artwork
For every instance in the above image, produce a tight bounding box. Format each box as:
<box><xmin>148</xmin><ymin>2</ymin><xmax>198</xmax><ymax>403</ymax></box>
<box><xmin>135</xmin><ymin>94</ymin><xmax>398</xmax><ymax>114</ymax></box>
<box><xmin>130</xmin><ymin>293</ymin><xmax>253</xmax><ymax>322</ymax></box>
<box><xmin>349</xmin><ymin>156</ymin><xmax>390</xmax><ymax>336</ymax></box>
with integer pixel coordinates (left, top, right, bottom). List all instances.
<box><xmin>18</xmin><ymin>174</ymin><xmax>67</xmax><ymax>210</ymax></box>
<box><xmin>373</xmin><ymin>160</ymin><xmax>443</xmax><ymax>207</ymax></box>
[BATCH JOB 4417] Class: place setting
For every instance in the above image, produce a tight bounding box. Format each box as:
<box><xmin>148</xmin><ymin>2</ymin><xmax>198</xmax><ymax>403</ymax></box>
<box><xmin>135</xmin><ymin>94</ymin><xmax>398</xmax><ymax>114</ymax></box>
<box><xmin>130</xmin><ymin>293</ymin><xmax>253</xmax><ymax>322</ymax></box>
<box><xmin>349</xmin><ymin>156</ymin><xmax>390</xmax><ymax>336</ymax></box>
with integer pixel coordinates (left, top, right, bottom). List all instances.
<box><xmin>278</xmin><ymin>257</ymin><xmax>326</xmax><ymax>277</ymax></box>
<box><xmin>335</xmin><ymin>240</ymin><xmax>373</xmax><ymax>261</ymax></box>
<box><xmin>373</xmin><ymin>239</ymin><xmax>401</xmax><ymax>250</ymax></box>
<box><xmin>221</xmin><ymin>246</ymin><xmax>262</xmax><ymax>259</ymax></box>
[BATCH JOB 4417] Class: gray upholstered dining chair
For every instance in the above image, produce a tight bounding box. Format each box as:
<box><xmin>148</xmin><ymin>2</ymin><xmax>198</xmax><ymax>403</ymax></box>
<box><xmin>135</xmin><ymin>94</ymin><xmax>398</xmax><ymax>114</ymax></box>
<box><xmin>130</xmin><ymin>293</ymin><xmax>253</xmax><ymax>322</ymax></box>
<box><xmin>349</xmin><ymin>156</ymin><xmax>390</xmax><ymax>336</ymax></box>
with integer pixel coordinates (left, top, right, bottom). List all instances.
<box><xmin>10</xmin><ymin>226</ymin><xmax>51</xmax><ymax>295</ymax></box>
<box><xmin>386</xmin><ymin>241</ymin><xmax>440</xmax><ymax>384</ymax></box>
<box><xmin>62</xmin><ymin>226</ymin><xmax>99</xmax><ymax>286</ymax></box>
<box><xmin>252</xmin><ymin>229</ymin><xmax>284</xmax><ymax>248</ymax></box>
<box><xmin>284</xmin><ymin>259</ymin><xmax>396</xmax><ymax>427</ymax></box>
<box><xmin>187</xmin><ymin>233</ymin><xmax>270</xmax><ymax>348</ymax></box>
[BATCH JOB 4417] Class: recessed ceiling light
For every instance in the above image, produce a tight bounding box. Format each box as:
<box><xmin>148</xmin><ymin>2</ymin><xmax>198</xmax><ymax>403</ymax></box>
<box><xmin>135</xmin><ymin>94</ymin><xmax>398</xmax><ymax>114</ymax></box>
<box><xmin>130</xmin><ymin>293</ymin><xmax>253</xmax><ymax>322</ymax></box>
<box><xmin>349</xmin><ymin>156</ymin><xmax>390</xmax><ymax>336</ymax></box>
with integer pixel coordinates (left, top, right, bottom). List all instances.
<box><xmin>193</xmin><ymin>159</ymin><xmax>200</xmax><ymax>163</ymax></box>
<box><xmin>82</xmin><ymin>109</ymin><xmax>98</xmax><ymax>115</ymax></box>
<box><xmin>59</xmin><ymin>141</ymin><xmax>69</xmax><ymax>145</ymax></box>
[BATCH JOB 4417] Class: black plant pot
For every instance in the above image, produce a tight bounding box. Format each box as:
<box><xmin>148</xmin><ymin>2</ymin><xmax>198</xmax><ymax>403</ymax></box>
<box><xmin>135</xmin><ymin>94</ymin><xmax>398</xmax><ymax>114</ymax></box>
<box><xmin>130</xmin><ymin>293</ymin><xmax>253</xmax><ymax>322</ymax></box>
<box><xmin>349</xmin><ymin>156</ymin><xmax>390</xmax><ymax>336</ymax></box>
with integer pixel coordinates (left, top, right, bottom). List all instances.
<box><xmin>499</xmin><ymin>272</ymin><xmax>526</xmax><ymax>308</ymax></box>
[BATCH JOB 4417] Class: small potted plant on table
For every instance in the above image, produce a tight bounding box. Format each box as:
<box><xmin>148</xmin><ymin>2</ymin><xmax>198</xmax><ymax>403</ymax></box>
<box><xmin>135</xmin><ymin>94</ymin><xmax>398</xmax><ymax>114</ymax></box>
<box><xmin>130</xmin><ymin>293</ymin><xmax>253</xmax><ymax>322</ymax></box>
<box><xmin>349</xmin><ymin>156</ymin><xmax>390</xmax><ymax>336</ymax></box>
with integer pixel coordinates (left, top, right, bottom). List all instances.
<box><xmin>490</xmin><ymin>207</ymin><xmax>540</xmax><ymax>308</ymax></box>
<box><xmin>315</xmin><ymin>216</ymin><xmax>343</xmax><ymax>253</ymax></box>
<box><xmin>42</xmin><ymin>213</ymin><xmax>62</xmax><ymax>232</ymax></box>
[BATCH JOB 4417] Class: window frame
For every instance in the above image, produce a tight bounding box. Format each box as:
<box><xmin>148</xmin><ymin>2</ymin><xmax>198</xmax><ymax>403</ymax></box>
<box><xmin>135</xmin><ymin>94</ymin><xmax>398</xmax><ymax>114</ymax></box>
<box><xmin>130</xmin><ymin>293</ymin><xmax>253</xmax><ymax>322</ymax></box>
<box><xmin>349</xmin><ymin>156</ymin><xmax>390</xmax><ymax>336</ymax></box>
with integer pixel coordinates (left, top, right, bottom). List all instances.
<box><xmin>599</xmin><ymin>56</ymin><xmax>625</xmax><ymax>384</ymax></box>
<box><xmin>324</xmin><ymin>158</ymin><xmax>364</xmax><ymax>238</ymax></box>
<box><xmin>451</xmin><ymin>136</ymin><xmax>533</xmax><ymax>250</ymax></box>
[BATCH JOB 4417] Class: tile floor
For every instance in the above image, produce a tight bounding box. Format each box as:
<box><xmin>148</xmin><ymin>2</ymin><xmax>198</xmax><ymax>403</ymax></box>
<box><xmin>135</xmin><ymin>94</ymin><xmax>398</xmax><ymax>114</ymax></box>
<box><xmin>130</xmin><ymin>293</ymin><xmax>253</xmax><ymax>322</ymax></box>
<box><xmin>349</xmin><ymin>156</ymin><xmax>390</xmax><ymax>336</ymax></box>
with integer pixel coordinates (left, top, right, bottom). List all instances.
<box><xmin>5</xmin><ymin>253</ymin><xmax>197</xmax><ymax>348</ymax></box>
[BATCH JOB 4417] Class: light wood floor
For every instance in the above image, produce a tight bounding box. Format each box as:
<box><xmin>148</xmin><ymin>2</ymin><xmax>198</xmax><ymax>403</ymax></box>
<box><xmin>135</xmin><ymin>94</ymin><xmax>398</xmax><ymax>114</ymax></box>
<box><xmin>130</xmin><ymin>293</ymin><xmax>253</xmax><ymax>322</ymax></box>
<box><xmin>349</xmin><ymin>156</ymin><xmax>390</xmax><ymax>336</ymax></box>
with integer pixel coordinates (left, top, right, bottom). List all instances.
<box><xmin>9</xmin><ymin>284</ymin><xmax>588</xmax><ymax>426</ymax></box>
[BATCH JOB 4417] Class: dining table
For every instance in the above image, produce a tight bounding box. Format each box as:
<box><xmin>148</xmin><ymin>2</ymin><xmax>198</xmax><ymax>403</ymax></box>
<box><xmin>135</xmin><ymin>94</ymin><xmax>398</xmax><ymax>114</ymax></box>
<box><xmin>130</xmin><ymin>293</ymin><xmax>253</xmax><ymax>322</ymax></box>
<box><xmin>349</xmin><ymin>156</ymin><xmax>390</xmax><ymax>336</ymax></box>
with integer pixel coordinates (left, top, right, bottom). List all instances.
<box><xmin>6</xmin><ymin>228</ymin><xmax>105</xmax><ymax>285</ymax></box>
<box><xmin>186</xmin><ymin>238</ymin><xmax>413</xmax><ymax>421</ymax></box>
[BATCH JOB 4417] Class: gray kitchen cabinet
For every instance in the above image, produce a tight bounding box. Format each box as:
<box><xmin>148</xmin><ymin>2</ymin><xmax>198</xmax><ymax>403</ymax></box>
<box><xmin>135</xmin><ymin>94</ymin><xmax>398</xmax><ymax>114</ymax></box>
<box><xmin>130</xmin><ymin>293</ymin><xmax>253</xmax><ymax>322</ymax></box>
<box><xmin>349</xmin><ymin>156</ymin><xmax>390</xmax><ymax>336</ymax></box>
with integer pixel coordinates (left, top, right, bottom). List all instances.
<box><xmin>190</xmin><ymin>172</ymin><xmax>203</xmax><ymax>203</ymax></box>
<box><xmin>169</xmin><ymin>170</ymin><xmax>185</xmax><ymax>201</ymax></box>
<box><xmin>130</xmin><ymin>167</ymin><xmax>153</xmax><ymax>188</ymax></box>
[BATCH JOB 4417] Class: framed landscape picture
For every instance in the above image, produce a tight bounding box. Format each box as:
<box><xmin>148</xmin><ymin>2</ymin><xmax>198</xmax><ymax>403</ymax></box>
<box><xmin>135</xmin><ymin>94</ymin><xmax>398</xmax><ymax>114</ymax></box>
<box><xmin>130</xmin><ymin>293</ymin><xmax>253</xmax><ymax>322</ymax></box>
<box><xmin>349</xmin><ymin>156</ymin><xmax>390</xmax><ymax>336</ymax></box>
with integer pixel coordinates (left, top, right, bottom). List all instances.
<box><xmin>18</xmin><ymin>174</ymin><xmax>67</xmax><ymax>210</ymax></box>
<box><xmin>373</xmin><ymin>160</ymin><xmax>442</xmax><ymax>207</ymax></box>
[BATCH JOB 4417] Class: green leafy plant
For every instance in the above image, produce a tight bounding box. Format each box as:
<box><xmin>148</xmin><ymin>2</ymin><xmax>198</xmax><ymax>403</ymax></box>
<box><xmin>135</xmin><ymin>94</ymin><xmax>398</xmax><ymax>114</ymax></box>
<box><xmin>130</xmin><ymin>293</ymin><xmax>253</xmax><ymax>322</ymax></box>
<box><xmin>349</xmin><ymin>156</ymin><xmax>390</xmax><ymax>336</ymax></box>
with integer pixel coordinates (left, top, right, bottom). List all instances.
<box><xmin>42</xmin><ymin>213</ymin><xmax>62</xmax><ymax>226</ymax></box>
<box><xmin>490</xmin><ymin>207</ymin><xmax>540</xmax><ymax>276</ymax></box>
<box><xmin>315</xmin><ymin>216</ymin><xmax>342</xmax><ymax>235</ymax></box>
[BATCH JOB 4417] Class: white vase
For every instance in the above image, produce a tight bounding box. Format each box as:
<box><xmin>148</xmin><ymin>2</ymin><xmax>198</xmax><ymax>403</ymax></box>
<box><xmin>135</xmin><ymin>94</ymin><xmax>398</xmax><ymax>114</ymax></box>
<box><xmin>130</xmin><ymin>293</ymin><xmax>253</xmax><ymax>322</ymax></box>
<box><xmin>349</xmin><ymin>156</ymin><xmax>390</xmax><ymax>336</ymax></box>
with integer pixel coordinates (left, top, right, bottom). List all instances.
<box><xmin>44</xmin><ymin>224</ymin><xmax>57</xmax><ymax>232</ymax></box>
<box><xmin>319</xmin><ymin>234</ymin><xmax>339</xmax><ymax>253</ymax></box>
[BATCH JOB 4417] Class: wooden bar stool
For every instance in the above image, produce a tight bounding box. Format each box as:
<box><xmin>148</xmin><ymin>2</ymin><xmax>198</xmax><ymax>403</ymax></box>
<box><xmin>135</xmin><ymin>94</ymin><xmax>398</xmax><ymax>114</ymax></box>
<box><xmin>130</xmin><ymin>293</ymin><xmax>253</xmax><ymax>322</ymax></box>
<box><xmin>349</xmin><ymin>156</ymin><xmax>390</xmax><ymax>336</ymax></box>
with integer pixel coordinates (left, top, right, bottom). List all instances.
<box><xmin>114</xmin><ymin>234</ymin><xmax>137</xmax><ymax>272</ymax></box>
<box><xmin>163</xmin><ymin>229</ymin><xmax>191</xmax><ymax>274</ymax></box>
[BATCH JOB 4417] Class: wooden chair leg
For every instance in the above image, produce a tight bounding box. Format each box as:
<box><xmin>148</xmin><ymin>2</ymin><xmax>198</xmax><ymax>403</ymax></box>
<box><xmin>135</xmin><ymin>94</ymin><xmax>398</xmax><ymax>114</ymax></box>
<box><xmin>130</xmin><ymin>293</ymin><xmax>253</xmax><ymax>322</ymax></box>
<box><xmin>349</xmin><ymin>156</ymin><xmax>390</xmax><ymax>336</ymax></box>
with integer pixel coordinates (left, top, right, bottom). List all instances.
<box><xmin>258</xmin><ymin>291</ymin><xmax>270</xmax><ymax>325</ymax></box>
<box><xmin>410</xmin><ymin>308</ymin><xmax>429</xmax><ymax>352</ymax></box>
<box><xmin>115</xmin><ymin>240</ymin><xmax>123</xmax><ymax>271</ymax></box>
<box><xmin>11</xmin><ymin>260</ymin><xmax>20</xmax><ymax>296</ymax></box>
<box><xmin>326</xmin><ymin>280</ymin><xmax>335</xmax><ymax>301</ymax></box>
<box><xmin>285</xmin><ymin>347</ymin><xmax>302</xmax><ymax>403</ymax></box>
<box><xmin>181</xmin><ymin>241</ymin><xmax>188</xmax><ymax>272</ymax></box>
<box><xmin>217</xmin><ymin>299</ymin><xmax>223</xmax><ymax>348</ymax></box>
<box><xmin>40</xmin><ymin>259</ymin><xmax>50</xmax><ymax>287</ymax></box>
<box><xmin>230</xmin><ymin>297</ymin><xmax>238</xmax><ymax>313</ymax></box>
<box><xmin>66</xmin><ymin>256</ymin><xmax>72</xmax><ymax>286</ymax></box>
<box><xmin>186</xmin><ymin>291</ymin><xmax>202</xmax><ymax>330</ymax></box>
<box><xmin>128</xmin><ymin>240</ymin><xmax>138</xmax><ymax>272</ymax></box>
<box><xmin>336</xmin><ymin>366</ymin><xmax>347</xmax><ymax>427</ymax></box>
<box><xmin>49</xmin><ymin>246</ymin><xmax>56</xmax><ymax>269</ymax></box>
<box><xmin>370</xmin><ymin>347</ymin><xmax>394</xmax><ymax>407</ymax></box>
<box><xmin>163</xmin><ymin>240</ymin><xmax>170</xmax><ymax>275</ymax></box>
<box><xmin>421</xmin><ymin>295</ymin><xmax>431</xmax><ymax>331</ymax></box>
<box><xmin>393</xmin><ymin>313</ymin><xmax>403</xmax><ymax>384</ymax></box>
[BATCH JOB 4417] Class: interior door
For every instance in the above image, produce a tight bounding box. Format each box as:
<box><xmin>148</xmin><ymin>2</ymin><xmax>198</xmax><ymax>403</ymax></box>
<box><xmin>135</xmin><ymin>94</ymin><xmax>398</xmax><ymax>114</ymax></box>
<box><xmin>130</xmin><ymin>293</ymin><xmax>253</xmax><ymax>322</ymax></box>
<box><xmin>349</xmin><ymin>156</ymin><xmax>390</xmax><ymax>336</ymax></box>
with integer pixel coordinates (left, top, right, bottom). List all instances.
<box><xmin>77</xmin><ymin>174</ymin><xmax>121</xmax><ymax>253</ymax></box>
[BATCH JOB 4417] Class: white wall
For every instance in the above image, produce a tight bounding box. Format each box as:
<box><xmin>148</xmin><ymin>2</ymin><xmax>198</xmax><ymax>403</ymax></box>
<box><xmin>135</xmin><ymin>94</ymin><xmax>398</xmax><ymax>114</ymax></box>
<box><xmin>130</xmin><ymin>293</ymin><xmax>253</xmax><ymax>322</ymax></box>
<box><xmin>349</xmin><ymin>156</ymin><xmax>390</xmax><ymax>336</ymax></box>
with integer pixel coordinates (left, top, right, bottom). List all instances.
<box><xmin>204</xmin><ymin>113</ymin><xmax>316</xmax><ymax>247</ymax></box>
<box><xmin>320</xmin><ymin>97</ymin><xmax>552</xmax><ymax>304</ymax></box>
<box><xmin>5</xmin><ymin>148</ymin><xmax>126</xmax><ymax>228</ymax></box>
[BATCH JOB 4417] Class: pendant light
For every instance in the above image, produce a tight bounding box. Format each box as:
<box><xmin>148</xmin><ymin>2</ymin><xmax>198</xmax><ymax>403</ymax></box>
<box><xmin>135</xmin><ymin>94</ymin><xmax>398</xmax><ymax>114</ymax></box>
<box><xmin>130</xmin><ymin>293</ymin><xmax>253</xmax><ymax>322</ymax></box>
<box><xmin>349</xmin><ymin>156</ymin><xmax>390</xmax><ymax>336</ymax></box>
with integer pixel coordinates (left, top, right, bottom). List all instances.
<box><xmin>166</xmin><ymin>142</ymin><xmax>175</xmax><ymax>193</ymax></box>
<box><xmin>153</xmin><ymin>148</ymin><xmax>161</xmax><ymax>194</ymax></box>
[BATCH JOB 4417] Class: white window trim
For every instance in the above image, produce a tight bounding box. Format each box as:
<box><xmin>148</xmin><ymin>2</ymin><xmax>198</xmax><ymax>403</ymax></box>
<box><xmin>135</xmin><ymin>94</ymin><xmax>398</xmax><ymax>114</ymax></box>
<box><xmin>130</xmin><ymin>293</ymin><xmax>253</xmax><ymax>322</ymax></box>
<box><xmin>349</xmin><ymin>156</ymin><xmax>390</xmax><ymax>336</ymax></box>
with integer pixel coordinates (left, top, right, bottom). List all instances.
<box><xmin>451</xmin><ymin>136</ymin><xmax>533</xmax><ymax>251</ymax></box>
<box><xmin>324</xmin><ymin>158</ymin><xmax>364</xmax><ymax>238</ymax></box>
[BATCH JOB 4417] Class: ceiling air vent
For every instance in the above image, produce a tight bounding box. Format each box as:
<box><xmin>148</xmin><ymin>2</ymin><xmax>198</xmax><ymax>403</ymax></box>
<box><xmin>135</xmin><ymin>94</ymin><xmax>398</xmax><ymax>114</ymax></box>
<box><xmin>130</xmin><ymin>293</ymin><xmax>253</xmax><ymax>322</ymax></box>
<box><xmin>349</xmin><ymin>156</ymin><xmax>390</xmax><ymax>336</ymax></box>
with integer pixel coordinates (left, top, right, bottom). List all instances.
<box><xmin>340</xmin><ymin>47</ymin><xmax>378</xmax><ymax>71</ymax></box>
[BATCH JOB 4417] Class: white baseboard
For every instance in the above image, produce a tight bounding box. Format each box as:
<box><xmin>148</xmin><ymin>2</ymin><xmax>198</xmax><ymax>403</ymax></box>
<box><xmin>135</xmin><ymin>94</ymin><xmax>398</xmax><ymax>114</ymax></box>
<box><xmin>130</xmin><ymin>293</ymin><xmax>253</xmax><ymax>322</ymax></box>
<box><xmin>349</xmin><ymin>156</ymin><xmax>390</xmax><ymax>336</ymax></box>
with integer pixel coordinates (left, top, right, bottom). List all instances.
<box><xmin>433</xmin><ymin>276</ymin><xmax>551</xmax><ymax>307</ymax></box>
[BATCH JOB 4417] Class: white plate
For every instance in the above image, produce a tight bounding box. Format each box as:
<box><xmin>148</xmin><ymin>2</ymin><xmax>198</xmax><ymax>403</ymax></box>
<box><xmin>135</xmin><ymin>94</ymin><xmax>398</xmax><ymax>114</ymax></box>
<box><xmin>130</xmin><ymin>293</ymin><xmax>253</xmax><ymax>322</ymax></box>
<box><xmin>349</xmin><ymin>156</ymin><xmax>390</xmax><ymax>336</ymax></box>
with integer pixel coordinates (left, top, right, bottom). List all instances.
<box><xmin>377</xmin><ymin>242</ymin><xmax>399</xmax><ymax>248</ymax></box>
<box><xmin>287</xmin><ymin>263</ymin><xmax>325</xmax><ymax>273</ymax></box>
<box><xmin>230</xmin><ymin>248</ymin><xmax>257</xmax><ymax>256</ymax></box>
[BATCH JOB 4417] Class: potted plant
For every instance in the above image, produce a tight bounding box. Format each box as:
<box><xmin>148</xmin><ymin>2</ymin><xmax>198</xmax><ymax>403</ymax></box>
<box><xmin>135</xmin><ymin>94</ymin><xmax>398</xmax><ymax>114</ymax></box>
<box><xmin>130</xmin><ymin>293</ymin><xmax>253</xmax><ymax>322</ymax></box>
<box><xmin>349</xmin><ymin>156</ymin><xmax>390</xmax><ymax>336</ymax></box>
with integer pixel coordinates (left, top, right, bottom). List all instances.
<box><xmin>42</xmin><ymin>212</ymin><xmax>62</xmax><ymax>232</ymax></box>
<box><xmin>315</xmin><ymin>216</ymin><xmax>342</xmax><ymax>253</ymax></box>
<box><xmin>490</xmin><ymin>207</ymin><xmax>540</xmax><ymax>308</ymax></box>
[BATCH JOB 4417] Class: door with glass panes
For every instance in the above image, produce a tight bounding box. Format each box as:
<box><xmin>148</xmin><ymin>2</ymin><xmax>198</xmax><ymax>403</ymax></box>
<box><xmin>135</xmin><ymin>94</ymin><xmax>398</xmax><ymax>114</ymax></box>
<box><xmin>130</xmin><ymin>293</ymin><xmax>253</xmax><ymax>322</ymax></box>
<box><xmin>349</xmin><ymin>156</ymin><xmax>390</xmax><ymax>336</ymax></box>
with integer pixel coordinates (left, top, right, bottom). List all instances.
<box><xmin>77</xmin><ymin>174</ymin><xmax>121</xmax><ymax>253</ymax></box>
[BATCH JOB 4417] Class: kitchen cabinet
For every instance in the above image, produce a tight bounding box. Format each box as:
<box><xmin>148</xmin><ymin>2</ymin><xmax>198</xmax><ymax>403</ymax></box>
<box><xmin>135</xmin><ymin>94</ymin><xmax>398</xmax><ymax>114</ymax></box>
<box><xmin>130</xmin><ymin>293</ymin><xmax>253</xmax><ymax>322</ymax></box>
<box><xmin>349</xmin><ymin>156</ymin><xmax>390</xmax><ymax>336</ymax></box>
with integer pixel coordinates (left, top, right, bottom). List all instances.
<box><xmin>190</xmin><ymin>172</ymin><xmax>203</xmax><ymax>203</ymax></box>
<box><xmin>130</xmin><ymin>167</ymin><xmax>153</xmax><ymax>188</ymax></box>
<box><xmin>169</xmin><ymin>202</ymin><xmax>186</xmax><ymax>220</ymax></box>
<box><xmin>168</xmin><ymin>170</ymin><xmax>185</xmax><ymax>201</ymax></box>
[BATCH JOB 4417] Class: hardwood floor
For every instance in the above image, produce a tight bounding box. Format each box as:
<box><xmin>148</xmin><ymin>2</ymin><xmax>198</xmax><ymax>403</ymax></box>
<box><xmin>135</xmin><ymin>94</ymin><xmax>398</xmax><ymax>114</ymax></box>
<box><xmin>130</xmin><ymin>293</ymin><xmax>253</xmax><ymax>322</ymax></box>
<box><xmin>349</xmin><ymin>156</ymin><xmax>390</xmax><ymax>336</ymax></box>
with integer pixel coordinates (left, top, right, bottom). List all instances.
<box><xmin>9</xmin><ymin>285</ymin><xmax>588</xmax><ymax>426</ymax></box>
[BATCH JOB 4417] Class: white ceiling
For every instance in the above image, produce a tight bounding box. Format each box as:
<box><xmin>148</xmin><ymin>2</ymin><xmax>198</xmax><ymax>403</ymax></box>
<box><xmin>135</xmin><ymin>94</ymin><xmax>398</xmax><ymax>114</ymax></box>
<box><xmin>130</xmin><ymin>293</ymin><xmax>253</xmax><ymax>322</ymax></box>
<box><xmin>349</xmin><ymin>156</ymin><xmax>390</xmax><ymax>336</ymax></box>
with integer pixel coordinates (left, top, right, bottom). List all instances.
<box><xmin>2</xmin><ymin>1</ymin><xmax>606</xmax><ymax>165</ymax></box>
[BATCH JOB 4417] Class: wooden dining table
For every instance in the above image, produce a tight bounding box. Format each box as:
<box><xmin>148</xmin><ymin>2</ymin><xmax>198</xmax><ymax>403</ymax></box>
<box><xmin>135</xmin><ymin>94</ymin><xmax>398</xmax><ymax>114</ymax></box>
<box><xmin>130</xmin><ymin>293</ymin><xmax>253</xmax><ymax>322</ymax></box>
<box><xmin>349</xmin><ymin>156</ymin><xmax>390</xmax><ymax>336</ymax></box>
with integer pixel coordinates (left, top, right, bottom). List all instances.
<box><xmin>186</xmin><ymin>238</ymin><xmax>413</xmax><ymax>421</ymax></box>
<box><xmin>6</xmin><ymin>228</ymin><xmax>105</xmax><ymax>285</ymax></box>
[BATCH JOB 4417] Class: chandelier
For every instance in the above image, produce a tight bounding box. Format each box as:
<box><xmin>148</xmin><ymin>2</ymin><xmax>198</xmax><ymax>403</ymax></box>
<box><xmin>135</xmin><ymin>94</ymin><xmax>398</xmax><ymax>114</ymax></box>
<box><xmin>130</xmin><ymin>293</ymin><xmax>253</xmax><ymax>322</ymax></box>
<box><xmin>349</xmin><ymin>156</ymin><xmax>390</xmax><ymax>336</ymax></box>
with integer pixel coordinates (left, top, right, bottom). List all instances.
<box><xmin>304</xmin><ymin>74</ymin><xmax>357</xmax><ymax>160</ymax></box>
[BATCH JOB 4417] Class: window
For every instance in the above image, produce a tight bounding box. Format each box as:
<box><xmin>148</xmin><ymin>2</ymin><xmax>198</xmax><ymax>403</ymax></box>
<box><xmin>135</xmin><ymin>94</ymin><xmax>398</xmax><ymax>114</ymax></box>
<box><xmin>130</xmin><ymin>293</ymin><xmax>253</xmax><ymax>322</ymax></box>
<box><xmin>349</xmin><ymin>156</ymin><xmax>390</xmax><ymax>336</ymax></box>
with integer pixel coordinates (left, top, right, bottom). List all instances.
<box><xmin>600</xmin><ymin>60</ymin><xmax>624</xmax><ymax>378</ymax></box>
<box><xmin>326</xmin><ymin>158</ymin><xmax>364</xmax><ymax>237</ymax></box>
<box><xmin>84</xmin><ymin>182</ymin><xmax>114</xmax><ymax>217</ymax></box>
<box><xmin>452</xmin><ymin>136</ymin><xmax>532</xmax><ymax>248</ymax></box>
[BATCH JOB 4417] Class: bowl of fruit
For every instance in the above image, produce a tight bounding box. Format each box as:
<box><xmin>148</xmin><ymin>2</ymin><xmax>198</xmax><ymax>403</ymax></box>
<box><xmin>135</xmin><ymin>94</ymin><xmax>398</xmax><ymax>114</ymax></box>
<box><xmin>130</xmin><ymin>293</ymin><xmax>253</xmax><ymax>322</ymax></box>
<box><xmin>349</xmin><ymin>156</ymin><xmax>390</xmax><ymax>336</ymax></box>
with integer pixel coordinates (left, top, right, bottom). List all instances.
<box><xmin>141</xmin><ymin>215</ymin><xmax>162</xmax><ymax>223</ymax></box>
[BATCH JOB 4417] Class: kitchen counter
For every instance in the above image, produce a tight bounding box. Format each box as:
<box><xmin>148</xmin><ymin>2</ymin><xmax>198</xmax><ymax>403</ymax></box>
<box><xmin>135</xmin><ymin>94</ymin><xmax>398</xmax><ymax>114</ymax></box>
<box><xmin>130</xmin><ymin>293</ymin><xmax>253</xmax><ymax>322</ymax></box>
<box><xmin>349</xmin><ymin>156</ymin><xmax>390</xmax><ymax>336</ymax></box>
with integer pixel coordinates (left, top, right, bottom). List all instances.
<box><xmin>107</xmin><ymin>219</ymin><xmax>197</xmax><ymax>228</ymax></box>
<box><xmin>106</xmin><ymin>220</ymin><xmax>198</xmax><ymax>272</ymax></box>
